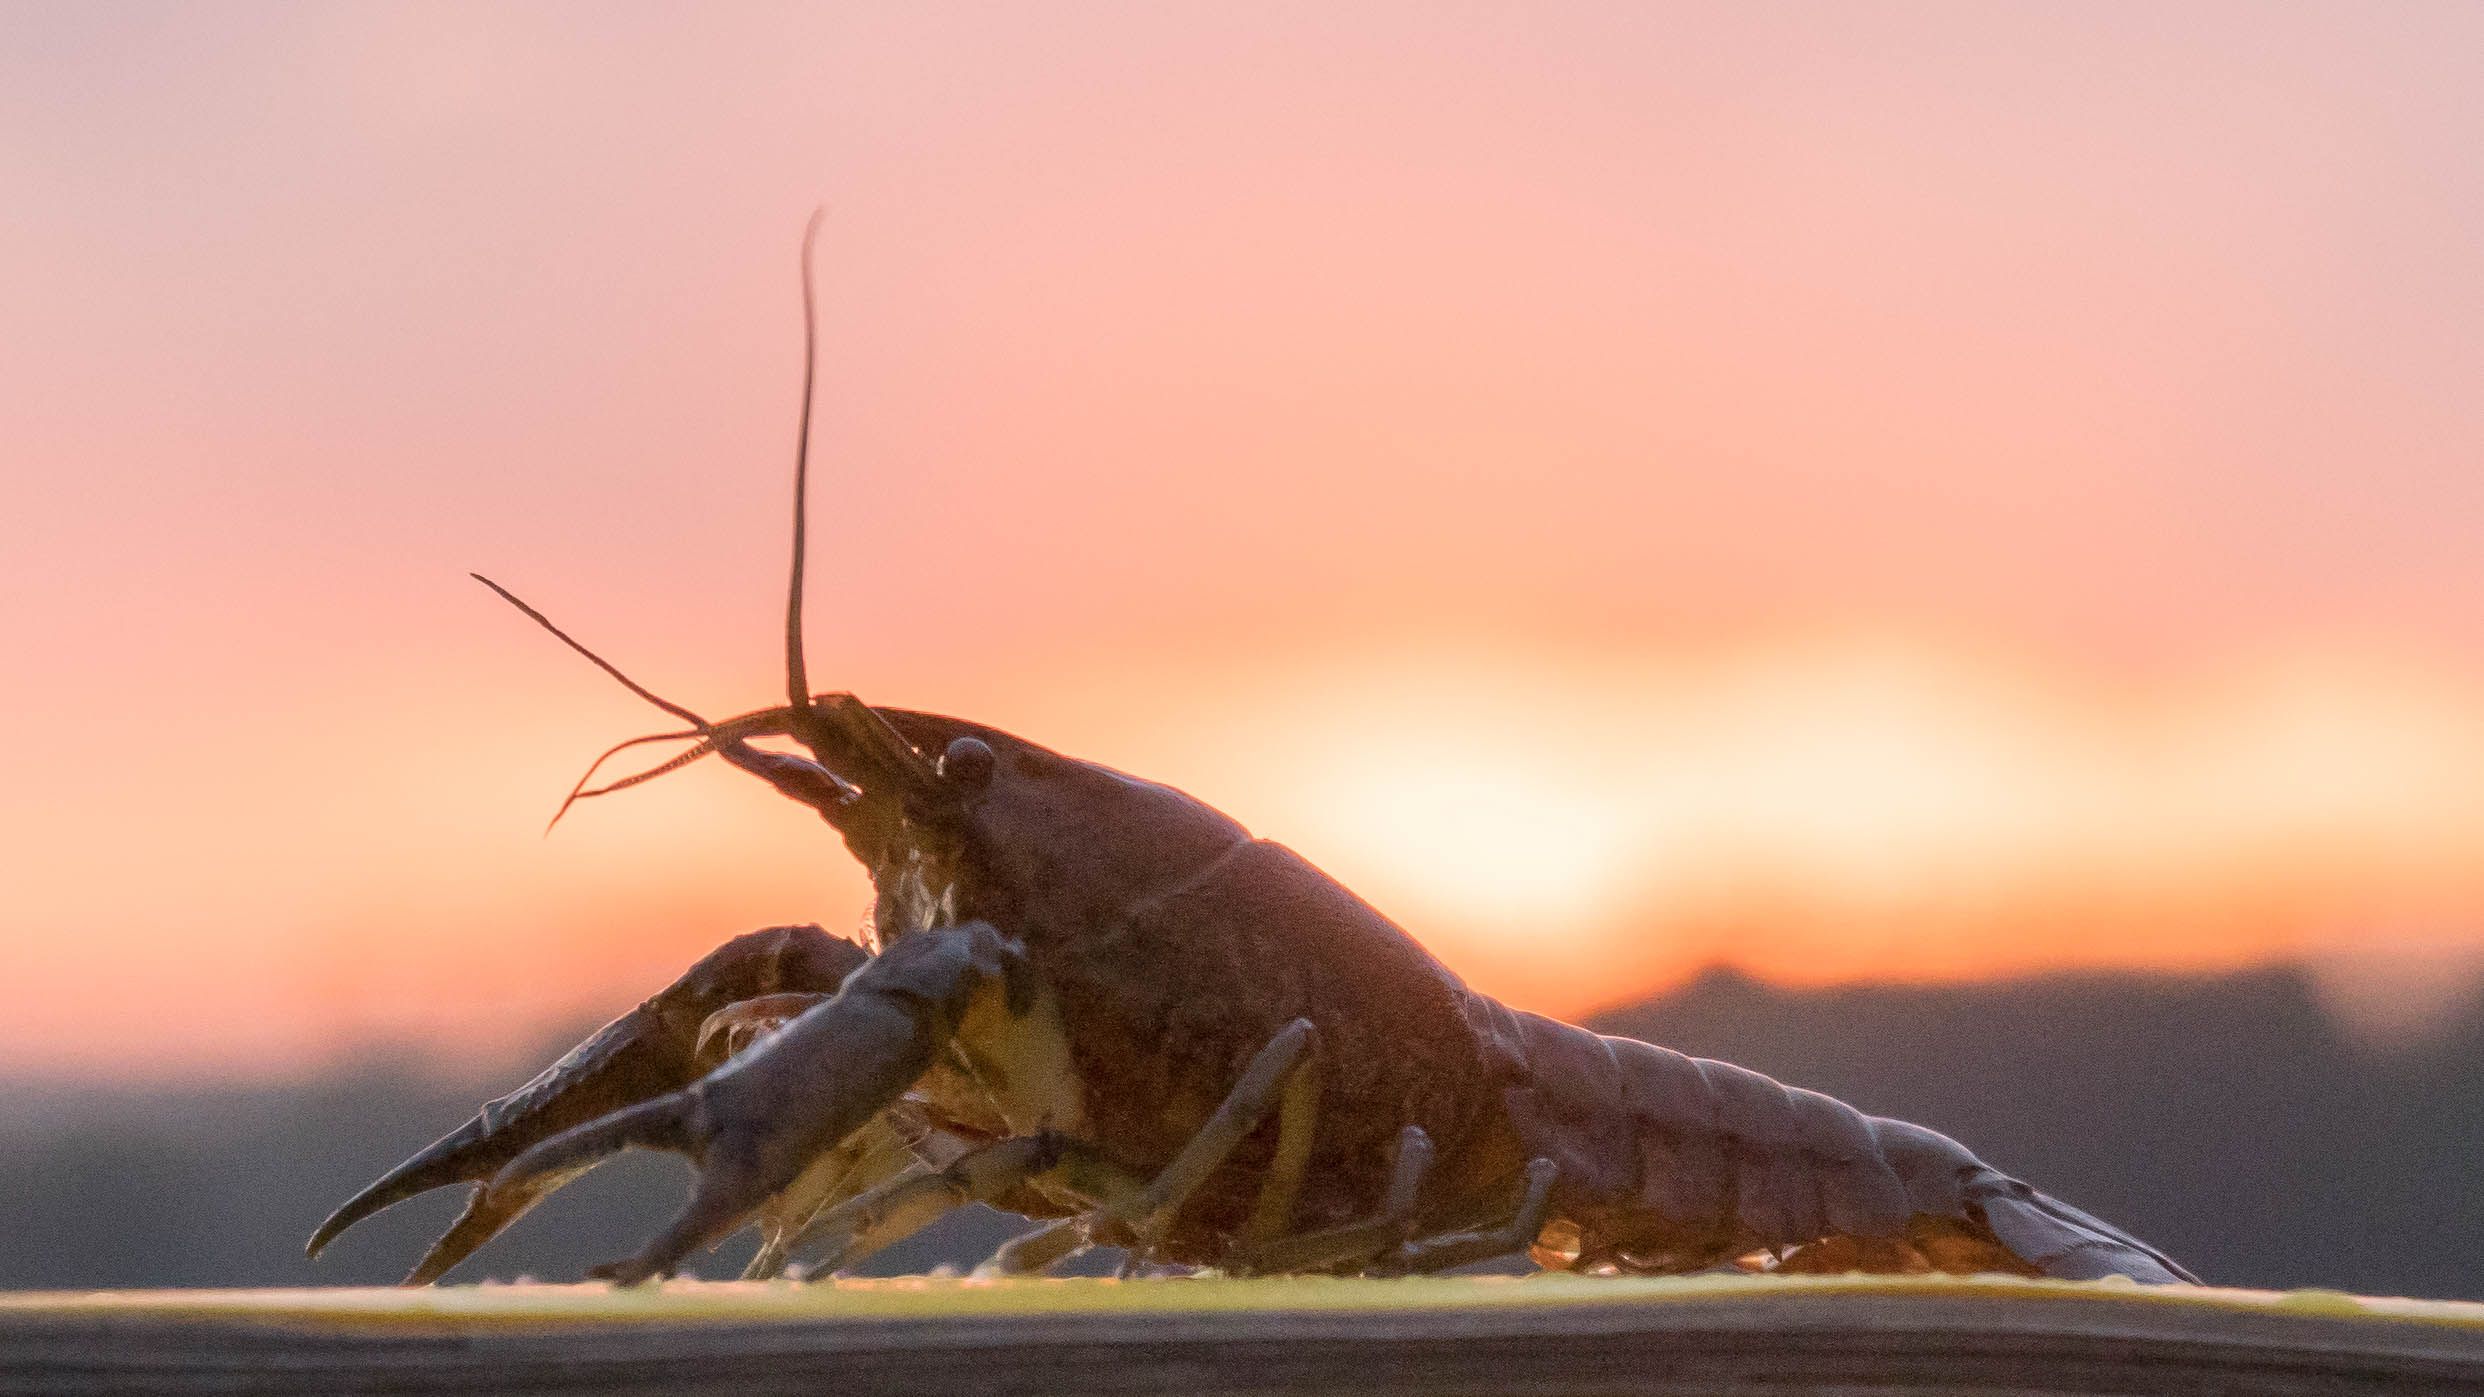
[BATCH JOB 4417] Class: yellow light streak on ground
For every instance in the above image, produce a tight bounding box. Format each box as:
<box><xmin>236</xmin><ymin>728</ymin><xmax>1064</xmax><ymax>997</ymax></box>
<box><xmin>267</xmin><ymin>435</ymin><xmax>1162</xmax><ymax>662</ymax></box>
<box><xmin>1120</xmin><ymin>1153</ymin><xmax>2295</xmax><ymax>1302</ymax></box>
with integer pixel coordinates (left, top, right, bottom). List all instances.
<box><xmin>6</xmin><ymin>1274</ymin><xmax>2480</xmax><ymax>1329</ymax></box>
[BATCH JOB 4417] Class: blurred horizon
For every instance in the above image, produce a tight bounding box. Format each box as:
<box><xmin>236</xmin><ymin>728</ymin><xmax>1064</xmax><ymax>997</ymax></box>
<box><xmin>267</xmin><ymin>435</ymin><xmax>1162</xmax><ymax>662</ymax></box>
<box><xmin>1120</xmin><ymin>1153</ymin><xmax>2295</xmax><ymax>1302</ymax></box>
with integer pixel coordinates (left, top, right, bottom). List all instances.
<box><xmin>5</xmin><ymin>1</ymin><xmax>2484</xmax><ymax>1079</ymax></box>
<box><xmin>12</xmin><ymin>961</ymin><xmax>2484</xmax><ymax>1297</ymax></box>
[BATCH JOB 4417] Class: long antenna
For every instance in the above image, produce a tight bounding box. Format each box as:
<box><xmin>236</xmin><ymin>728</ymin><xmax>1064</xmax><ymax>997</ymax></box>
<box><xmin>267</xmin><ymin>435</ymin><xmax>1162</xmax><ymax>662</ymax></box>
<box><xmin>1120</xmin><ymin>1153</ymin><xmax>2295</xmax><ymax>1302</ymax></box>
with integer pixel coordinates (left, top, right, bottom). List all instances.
<box><xmin>471</xmin><ymin>573</ymin><xmax>709</xmax><ymax>730</ymax></box>
<box><xmin>786</xmin><ymin>207</ymin><xmax>827</xmax><ymax>714</ymax></box>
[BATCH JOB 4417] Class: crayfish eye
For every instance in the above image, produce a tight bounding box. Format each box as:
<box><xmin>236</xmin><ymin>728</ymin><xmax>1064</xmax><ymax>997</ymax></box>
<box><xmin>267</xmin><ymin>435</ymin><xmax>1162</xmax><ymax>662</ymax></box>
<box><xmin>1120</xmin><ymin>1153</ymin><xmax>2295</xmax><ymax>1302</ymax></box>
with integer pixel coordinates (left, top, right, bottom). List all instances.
<box><xmin>939</xmin><ymin>736</ymin><xmax>996</xmax><ymax>792</ymax></box>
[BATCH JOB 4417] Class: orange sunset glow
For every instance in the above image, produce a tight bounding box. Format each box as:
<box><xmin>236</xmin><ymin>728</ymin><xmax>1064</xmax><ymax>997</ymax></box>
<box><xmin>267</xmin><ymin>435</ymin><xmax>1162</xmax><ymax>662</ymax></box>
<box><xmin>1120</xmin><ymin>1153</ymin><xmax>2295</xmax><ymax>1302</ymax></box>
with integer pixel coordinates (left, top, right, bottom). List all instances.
<box><xmin>4</xmin><ymin>4</ymin><xmax>2482</xmax><ymax>1079</ymax></box>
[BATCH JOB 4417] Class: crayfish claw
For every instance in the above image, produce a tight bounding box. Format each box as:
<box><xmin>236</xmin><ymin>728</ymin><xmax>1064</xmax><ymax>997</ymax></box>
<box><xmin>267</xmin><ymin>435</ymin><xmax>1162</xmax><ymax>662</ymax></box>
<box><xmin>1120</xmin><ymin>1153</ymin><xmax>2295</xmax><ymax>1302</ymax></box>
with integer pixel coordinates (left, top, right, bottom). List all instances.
<box><xmin>303</xmin><ymin>999</ymin><xmax>686</xmax><ymax>1271</ymax></box>
<box><xmin>531</xmin><ymin>923</ymin><xmax>1027</xmax><ymax>1286</ymax></box>
<box><xmin>307</xmin><ymin>1132</ymin><xmax>480</xmax><ymax>1262</ymax></box>
<box><xmin>400</xmin><ymin>1165</ymin><xmax>589</xmax><ymax>1286</ymax></box>
<box><xmin>309</xmin><ymin>925</ymin><xmax>873</xmax><ymax>1282</ymax></box>
<box><xmin>553</xmin><ymin>1105</ymin><xmax>794</xmax><ymax>1288</ymax></box>
<box><xmin>491</xmin><ymin>1091</ymin><xmax>702</xmax><ymax>1198</ymax></box>
<box><xmin>484</xmin><ymin>1093</ymin><xmax>730</xmax><ymax>1287</ymax></box>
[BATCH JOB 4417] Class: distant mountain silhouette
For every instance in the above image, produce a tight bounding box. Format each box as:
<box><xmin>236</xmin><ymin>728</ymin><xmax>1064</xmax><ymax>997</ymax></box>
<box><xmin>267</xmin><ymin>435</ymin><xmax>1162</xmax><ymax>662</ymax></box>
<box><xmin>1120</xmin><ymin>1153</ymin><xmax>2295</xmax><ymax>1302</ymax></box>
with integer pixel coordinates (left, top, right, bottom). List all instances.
<box><xmin>2</xmin><ymin>964</ymin><xmax>2478</xmax><ymax>1297</ymax></box>
<box><xmin>1588</xmin><ymin>964</ymin><xmax>2484</xmax><ymax>1299</ymax></box>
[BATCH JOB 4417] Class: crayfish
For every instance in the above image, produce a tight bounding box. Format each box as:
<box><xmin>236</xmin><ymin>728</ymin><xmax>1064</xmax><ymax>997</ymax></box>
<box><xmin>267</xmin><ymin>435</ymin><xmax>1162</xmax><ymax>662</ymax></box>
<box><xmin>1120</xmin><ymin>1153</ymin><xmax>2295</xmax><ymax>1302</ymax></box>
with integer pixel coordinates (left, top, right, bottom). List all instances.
<box><xmin>311</xmin><ymin>218</ymin><xmax>2196</xmax><ymax>1287</ymax></box>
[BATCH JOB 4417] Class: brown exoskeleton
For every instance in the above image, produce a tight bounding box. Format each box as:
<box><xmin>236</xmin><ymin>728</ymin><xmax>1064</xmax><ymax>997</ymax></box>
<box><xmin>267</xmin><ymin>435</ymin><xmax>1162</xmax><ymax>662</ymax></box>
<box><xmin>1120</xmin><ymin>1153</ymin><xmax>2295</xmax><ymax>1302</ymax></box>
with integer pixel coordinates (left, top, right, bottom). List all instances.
<box><xmin>311</xmin><ymin>218</ymin><xmax>2197</xmax><ymax>1287</ymax></box>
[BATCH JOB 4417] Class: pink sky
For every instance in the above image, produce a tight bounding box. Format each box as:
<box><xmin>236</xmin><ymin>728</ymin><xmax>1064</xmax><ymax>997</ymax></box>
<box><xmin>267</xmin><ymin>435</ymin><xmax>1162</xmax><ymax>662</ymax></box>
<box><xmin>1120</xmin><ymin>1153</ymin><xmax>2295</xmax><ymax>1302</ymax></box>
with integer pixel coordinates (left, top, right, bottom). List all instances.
<box><xmin>3</xmin><ymin>3</ymin><xmax>2483</xmax><ymax>1076</ymax></box>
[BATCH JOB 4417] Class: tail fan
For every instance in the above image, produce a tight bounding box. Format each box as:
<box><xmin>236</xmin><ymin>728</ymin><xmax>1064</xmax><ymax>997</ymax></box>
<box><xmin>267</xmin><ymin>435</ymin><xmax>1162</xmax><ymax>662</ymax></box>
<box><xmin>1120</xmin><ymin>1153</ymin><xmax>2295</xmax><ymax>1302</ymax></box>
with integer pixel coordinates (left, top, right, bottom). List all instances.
<box><xmin>1967</xmin><ymin>1171</ymin><xmax>2200</xmax><ymax>1283</ymax></box>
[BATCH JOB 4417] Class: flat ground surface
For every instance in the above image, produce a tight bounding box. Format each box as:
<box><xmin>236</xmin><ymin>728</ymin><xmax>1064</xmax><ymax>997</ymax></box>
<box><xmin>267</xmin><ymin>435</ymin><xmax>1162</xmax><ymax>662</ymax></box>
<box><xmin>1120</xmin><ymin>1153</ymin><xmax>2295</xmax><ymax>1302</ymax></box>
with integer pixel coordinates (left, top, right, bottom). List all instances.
<box><xmin>8</xmin><ymin>1274</ymin><xmax>2484</xmax><ymax>1395</ymax></box>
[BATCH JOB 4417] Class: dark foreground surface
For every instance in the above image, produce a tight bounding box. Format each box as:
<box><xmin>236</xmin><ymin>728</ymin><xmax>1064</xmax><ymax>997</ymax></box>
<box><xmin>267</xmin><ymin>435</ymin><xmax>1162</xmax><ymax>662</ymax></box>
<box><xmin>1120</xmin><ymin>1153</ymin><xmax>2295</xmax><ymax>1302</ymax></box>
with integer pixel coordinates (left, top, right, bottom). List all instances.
<box><xmin>6</xmin><ymin>1276</ymin><xmax>2484</xmax><ymax>1396</ymax></box>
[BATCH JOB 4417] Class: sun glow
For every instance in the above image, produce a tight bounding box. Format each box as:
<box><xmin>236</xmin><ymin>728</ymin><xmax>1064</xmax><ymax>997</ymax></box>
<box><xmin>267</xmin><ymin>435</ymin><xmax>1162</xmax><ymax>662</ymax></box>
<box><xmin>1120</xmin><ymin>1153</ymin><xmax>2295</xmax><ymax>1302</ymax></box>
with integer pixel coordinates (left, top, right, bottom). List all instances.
<box><xmin>1106</xmin><ymin>638</ymin><xmax>2484</xmax><ymax>1020</ymax></box>
<box><xmin>1293</xmin><ymin>728</ymin><xmax>1641</xmax><ymax>934</ymax></box>
<box><xmin>10</xmin><ymin>628</ymin><xmax>2484</xmax><ymax>1074</ymax></box>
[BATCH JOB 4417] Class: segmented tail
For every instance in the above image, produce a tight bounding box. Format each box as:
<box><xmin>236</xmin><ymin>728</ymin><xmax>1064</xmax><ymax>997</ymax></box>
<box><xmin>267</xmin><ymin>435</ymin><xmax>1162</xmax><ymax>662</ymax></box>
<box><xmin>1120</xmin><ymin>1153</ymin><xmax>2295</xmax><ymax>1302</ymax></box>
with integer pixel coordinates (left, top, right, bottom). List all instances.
<box><xmin>1469</xmin><ymin>1001</ymin><xmax>2196</xmax><ymax>1283</ymax></box>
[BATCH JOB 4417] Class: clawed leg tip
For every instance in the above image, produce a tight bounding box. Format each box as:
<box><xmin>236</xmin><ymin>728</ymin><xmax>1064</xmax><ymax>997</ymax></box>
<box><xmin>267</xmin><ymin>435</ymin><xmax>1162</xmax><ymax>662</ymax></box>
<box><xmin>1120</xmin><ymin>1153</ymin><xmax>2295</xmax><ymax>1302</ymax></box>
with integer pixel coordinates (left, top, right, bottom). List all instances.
<box><xmin>588</xmin><ymin>1257</ymin><xmax>668</xmax><ymax>1288</ymax></box>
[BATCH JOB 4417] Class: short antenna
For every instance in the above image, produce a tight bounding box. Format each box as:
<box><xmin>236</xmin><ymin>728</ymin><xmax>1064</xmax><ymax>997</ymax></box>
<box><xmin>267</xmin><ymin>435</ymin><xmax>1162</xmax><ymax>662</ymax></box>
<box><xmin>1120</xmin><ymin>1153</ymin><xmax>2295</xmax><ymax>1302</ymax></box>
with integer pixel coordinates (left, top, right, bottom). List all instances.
<box><xmin>543</xmin><ymin>727</ymin><xmax>705</xmax><ymax>834</ymax></box>
<box><xmin>786</xmin><ymin>207</ymin><xmax>827</xmax><ymax>715</ymax></box>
